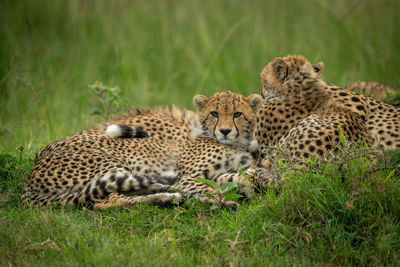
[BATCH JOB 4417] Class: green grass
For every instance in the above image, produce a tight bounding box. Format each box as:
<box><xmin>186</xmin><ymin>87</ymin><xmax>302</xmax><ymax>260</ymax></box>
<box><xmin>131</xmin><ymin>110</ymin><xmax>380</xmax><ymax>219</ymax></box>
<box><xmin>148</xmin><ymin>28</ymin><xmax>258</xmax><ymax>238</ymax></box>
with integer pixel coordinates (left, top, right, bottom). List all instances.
<box><xmin>1</xmin><ymin>0</ymin><xmax>400</xmax><ymax>265</ymax></box>
<box><xmin>1</xmin><ymin>146</ymin><xmax>400</xmax><ymax>265</ymax></box>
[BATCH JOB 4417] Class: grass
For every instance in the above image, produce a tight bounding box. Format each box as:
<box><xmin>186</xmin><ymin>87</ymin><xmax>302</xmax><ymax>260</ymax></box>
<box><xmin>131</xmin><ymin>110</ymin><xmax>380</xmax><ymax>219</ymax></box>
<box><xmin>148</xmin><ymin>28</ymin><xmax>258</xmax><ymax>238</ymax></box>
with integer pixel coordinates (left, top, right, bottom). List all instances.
<box><xmin>1</xmin><ymin>145</ymin><xmax>400</xmax><ymax>265</ymax></box>
<box><xmin>1</xmin><ymin>0</ymin><xmax>400</xmax><ymax>265</ymax></box>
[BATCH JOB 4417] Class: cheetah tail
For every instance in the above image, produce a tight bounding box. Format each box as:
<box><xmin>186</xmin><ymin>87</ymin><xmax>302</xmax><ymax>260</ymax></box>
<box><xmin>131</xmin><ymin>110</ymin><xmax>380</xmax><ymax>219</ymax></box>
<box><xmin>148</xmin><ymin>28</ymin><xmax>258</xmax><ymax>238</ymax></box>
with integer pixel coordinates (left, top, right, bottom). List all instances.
<box><xmin>105</xmin><ymin>124</ymin><xmax>148</xmax><ymax>138</ymax></box>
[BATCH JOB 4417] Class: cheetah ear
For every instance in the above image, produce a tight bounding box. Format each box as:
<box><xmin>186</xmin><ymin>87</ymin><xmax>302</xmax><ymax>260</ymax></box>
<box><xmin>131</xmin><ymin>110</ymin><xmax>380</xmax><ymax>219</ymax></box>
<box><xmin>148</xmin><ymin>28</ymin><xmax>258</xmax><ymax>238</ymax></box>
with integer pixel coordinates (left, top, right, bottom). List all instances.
<box><xmin>193</xmin><ymin>94</ymin><xmax>209</xmax><ymax>110</ymax></box>
<box><xmin>313</xmin><ymin>61</ymin><xmax>324</xmax><ymax>74</ymax></box>
<box><xmin>273</xmin><ymin>59</ymin><xmax>288</xmax><ymax>80</ymax></box>
<box><xmin>245</xmin><ymin>94</ymin><xmax>263</xmax><ymax>112</ymax></box>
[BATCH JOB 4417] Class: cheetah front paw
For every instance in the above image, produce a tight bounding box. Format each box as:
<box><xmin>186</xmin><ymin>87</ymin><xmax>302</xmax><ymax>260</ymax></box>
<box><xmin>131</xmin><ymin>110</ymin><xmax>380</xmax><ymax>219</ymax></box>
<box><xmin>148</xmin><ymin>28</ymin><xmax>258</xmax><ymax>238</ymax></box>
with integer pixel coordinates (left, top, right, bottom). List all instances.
<box><xmin>237</xmin><ymin>184</ymin><xmax>254</xmax><ymax>199</ymax></box>
<box><xmin>254</xmin><ymin>167</ymin><xmax>282</xmax><ymax>189</ymax></box>
<box><xmin>149</xmin><ymin>192</ymin><xmax>184</xmax><ymax>206</ymax></box>
<box><xmin>147</xmin><ymin>183</ymin><xmax>173</xmax><ymax>193</ymax></box>
<box><xmin>260</xmin><ymin>158</ymin><xmax>272</xmax><ymax>168</ymax></box>
<box><xmin>233</xmin><ymin>167</ymin><xmax>258</xmax><ymax>198</ymax></box>
<box><xmin>199</xmin><ymin>195</ymin><xmax>239</xmax><ymax>210</ymax></box>
<box><xmin>221</xmin><ymin>200</ymin><xmax>239</xmax><ymax>210</ymax></box>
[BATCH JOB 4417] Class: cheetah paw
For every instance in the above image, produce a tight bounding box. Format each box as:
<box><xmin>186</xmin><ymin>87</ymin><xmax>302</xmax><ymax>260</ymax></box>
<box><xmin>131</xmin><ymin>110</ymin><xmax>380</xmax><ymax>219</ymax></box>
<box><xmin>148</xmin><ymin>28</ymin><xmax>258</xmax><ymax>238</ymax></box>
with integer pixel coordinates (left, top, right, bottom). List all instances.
<box><xmin>221</xmin><ymin>200</ymin><xmax>239</xmax><ymax>210</ymax></box>
<box><xmin>254</xmin><ymin>167</ymin><xmax>282</xmax><ymax>189</ymax></box>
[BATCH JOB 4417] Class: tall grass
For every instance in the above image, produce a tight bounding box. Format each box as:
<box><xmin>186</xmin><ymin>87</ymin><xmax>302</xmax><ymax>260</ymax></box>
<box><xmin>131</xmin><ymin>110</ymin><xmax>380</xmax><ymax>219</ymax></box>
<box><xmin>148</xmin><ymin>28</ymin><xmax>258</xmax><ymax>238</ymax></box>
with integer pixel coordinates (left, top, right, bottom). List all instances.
<box><xmin>1</xmin><ymin>0</ymin><xmax>399</xmax><ymax>151</ymax></box>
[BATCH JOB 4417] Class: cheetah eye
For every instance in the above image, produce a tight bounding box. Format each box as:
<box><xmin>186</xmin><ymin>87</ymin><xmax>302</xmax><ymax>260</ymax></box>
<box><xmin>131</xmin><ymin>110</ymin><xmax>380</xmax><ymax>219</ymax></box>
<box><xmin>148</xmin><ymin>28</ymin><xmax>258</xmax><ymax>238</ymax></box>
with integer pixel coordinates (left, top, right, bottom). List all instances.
<box><xmin>210</xmin><ymin>111</ymin><xmax>218</xmax><ymax>118</ymax></box>
<box><xmin>233</xmin><ymin>112</ymin><xmax>242</xmax><ymax>118</ymax></box>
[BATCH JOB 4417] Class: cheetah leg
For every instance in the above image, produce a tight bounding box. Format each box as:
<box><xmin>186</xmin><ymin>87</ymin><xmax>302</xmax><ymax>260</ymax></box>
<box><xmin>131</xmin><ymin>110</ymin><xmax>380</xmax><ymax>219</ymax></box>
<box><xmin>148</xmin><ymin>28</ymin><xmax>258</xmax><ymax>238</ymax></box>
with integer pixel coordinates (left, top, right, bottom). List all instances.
<box><xmin>211</xmin><ymin>171</ymin><xmax>254</xmax><ymax>198</ymax></box>
<box><xmin>22</xmin><ymin>147</ymin><xmax>178</xmax><ymax>207</ymax></box>
<box><xmin>172</xmin><ymin>177</ymin><xmax>238</xmax><ymax>209</ymax></box>
<box><xmin>244</xmin><ymin>167</ymin><xmax>282</xmax><ymax>190</ymax></box>
<box><xmin>212</xmin><ymin>167</ymin><xmax>281</xmax><ymax>198</ymax></box>
<box><xmin>277</xmin><ymin>111</ymin><xmax>368</xmax><ymax>161</ymax></box>
<box><xmin>93</xmin><ymin>192</ymin><xmax>183</xmax><ymax>210</ymax></box>
<box><xmin>77</xmin><ymin>170</ymin><xmax>178</xmax><ymax>206</ymax></box>
<box><xmin>28</xmin><ymin>170</ymin><xmax>178</xmax><ymax>207</ymax></box>
<box><xmin>125</xmin><ymin>183</ymin><xmax>173</xmax><ymax>196</ymax></box>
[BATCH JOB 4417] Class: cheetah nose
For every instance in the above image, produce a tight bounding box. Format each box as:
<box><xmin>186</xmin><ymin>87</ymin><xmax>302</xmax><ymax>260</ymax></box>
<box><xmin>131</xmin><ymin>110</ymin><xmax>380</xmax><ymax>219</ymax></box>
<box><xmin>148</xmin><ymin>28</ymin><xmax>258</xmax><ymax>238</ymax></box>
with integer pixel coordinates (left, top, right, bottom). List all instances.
<box><xmin>219</xmin><ymin>128</ymin><xmax>232</xmax><ymax>137</ymax></box>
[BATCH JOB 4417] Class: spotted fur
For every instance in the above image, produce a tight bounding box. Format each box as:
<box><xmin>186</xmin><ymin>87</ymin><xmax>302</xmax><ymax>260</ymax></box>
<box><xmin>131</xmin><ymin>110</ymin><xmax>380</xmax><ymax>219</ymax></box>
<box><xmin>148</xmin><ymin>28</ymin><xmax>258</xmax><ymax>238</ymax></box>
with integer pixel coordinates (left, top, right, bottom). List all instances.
<box><xmin>256</xmin><ymin>55</ymin><xmax>400</xmax><ymax>161</ymax></box>
<box><xmin>23</xmin><ymin>92</ymin><xmax>277</xmax><ymax>210</ymax></box>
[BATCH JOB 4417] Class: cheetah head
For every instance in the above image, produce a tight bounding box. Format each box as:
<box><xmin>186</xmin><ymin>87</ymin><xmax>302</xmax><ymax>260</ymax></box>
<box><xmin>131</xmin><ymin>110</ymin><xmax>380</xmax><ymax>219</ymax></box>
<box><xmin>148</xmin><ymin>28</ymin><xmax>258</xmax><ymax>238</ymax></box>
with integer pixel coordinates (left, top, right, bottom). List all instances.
<box><xmin>193</xmin><ymin>91</ymin><xmax>262</xmax><ymax>150</ymax></box>
<box><xmin>260</xmin><ymin>55</ymin><xmax>324</xmax><ymax>100</ymax></box>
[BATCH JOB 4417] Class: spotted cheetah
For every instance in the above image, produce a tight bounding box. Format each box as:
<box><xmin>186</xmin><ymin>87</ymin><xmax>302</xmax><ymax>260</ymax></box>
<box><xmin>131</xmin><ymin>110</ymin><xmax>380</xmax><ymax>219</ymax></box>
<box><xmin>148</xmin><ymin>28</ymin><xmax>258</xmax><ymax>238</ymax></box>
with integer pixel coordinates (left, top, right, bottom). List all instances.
<box><xmin>22</xmin><ymin>91</ymin><xmax>276</xmax><ymax>209</ymax></box>
<box><xmin>255</xmin><ymin>55</ymin><xmax>400</xmax><ymax>162</ymax></box>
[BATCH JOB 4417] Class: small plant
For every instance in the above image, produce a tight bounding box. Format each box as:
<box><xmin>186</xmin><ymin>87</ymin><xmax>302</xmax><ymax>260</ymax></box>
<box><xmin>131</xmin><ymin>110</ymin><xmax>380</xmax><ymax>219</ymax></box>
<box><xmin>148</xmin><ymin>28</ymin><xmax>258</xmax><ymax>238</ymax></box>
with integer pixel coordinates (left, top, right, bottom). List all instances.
<box><xmin>88</xmin><ymin>81</ymin><xmax>128</xmax><ymax>120</ymax></box>
<box><xmin>194</xmin><ymin>178</ymin><xmax>242</xmax><ymax>209</ymax></box>
<box><xmin>16</xmin><ymin>145</ymin><xmax>24</xmax><ymax>164</ymax></box>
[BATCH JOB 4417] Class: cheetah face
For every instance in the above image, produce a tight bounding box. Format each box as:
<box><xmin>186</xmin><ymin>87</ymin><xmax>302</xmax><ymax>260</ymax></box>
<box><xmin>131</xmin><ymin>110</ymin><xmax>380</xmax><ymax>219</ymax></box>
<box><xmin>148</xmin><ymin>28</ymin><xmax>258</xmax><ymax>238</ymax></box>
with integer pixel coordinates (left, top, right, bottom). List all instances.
<box><xmin>260</xmin><ymin>55</ymin><xmax>324</xmax><ymax>100</ymax></box>
<box><xmin>193</xmin><ymin>91</ymin><xmax>262</xmax><ymax>149</ymax></box>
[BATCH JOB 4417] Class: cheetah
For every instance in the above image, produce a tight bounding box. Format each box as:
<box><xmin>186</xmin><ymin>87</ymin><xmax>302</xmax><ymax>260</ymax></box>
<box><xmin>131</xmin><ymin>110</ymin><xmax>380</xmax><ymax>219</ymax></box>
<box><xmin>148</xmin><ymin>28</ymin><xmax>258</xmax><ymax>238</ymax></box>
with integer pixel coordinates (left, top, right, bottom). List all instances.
<box><xmin>22</xmin><ymin>91</ymin><xmax>275</xmax><ymax>210</ymax></box>
<box><xmin>255</xmin><ymin>55</ymin><xmax>400</xmax><ymax>162</ymax></box>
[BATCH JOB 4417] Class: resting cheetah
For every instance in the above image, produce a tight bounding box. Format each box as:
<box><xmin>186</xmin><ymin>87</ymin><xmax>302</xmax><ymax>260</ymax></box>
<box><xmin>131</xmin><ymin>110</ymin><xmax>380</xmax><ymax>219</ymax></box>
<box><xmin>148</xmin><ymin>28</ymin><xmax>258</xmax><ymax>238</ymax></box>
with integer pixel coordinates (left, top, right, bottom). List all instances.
<box><xmin>22</xmin><ymin>91</ymin><xmax>275</xmax><ymax>209</ymax></box>
<box><xmin>255</xmin><ymin>55</ymin><xmax>400</xmax><ymax>161</ymax></box>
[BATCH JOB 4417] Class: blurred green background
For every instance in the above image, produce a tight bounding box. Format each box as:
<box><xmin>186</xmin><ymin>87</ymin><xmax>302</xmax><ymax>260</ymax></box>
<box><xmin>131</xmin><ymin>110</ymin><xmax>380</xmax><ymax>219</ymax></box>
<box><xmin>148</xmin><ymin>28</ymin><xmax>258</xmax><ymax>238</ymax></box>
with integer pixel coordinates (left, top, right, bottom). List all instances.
<box><xmin>1</xmin><ymin>0</ymin><xmax>399</xmax><ymax>151</ymax></box>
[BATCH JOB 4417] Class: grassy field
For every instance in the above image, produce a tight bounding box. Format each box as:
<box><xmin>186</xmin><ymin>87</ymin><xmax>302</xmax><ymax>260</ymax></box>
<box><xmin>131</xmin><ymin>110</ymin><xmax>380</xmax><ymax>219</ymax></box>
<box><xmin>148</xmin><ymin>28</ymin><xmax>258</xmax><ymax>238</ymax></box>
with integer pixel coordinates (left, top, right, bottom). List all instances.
<box><xmin>1</xmin><ymin>0</ymin><xmax>400</xmax><ymax>265</ymax></box>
